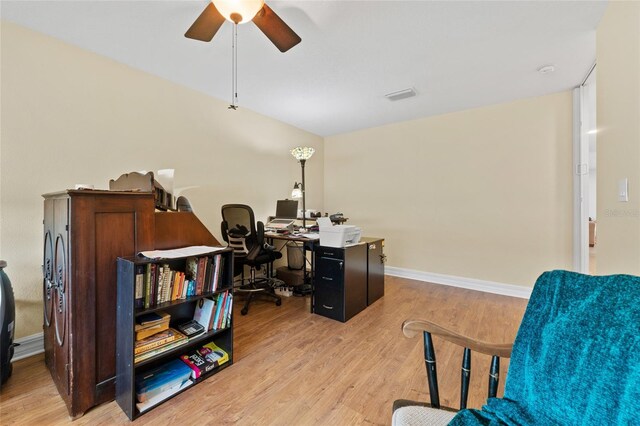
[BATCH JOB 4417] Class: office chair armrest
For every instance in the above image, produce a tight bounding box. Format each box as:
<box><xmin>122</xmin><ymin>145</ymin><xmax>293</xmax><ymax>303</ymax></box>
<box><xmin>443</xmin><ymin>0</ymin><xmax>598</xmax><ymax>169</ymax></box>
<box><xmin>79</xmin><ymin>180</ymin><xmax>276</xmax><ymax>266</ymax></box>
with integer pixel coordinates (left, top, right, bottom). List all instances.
<box><xmin>221</xmin><ymin>221</ymin><xmax>229</xmax><ymax>244</ymax></box>
<box><xmin>256</xmin><ymin>221</ymin><xmax>265</xmax><ymax>246</ymax></box>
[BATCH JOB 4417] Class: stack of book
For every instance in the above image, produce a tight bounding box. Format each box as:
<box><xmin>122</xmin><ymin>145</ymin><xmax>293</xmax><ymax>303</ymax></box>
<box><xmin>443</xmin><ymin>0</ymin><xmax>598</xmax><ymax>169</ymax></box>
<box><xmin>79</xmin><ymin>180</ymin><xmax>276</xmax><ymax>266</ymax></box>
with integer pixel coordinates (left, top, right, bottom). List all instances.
<box><xmin>135</xmin><ymin>359</ymin><xmax>193</xmax><ymax>413</ymax></box>
<box><xmin>135</xmin><ymin>311</ymin><xmax>170</xmax><ymax>340</ymax></box>
<box><xmin>185</xmin><ymin>255</ymin><xmax>225</xmax><ymax>295</ymax></box>
<box><xmin>192</xmin><ymin>291</ymin><xmax>233</xmax><ymax>332</ymax></box>
<box><xmin>134</xmin><ymin>312</ymin><xmax>188</xmax><ymax>363</ymax></box>
<box><xmin>179</xmin><ymin>341</ymin><xmax>229</xmax><ymax>379</ymax></box>
<box><xmin>134</xmin><ymin>254</ymin><xmax>226</xmax><ymax>309</ymax></box>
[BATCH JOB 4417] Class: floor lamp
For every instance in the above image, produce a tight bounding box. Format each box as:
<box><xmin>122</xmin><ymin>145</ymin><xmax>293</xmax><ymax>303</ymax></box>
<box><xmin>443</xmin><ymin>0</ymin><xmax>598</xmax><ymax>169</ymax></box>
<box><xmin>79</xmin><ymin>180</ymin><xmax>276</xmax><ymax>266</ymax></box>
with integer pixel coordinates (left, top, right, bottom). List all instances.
<box><xmin>291</xmin><ymin>147</ymin><xmax>315</xmax><ymax>231</ymax></box>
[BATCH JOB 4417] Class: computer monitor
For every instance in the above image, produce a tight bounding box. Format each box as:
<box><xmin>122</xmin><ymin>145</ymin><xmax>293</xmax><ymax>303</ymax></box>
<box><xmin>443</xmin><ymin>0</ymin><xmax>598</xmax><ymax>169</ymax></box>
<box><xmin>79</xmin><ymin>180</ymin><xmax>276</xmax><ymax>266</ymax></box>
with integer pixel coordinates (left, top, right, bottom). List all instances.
<box><xmin>275</xmin><ymin>199</ymin><xmax>298</xmax><ymax>219</ymax></box>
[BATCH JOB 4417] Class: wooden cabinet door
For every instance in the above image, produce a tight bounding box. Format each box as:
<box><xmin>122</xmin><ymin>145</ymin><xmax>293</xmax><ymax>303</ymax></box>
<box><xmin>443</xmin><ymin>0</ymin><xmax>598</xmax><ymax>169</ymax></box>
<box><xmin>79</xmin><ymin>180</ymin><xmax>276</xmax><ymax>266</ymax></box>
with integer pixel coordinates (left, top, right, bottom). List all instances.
<box><xmin>43</xmin><ymin>197</ymin><xmax>70</xmax><ymax>397</ymax></box>
<box><xmin>366</xmin><ymin>241</ymin><xmax>385</xmax><ymax>305</ymax></box>
<box><xmin>68</xmin><ymin>193</ymin><xmax>154</xmax><ymax>408</ymax></box>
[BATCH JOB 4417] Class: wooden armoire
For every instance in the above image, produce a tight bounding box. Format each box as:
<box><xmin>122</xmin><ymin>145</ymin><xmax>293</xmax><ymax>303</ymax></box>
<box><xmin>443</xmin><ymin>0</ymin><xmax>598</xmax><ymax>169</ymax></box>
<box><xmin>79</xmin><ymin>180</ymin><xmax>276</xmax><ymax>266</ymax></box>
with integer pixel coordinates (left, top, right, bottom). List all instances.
<box><xmin>43</xmin><ymin>190</ymin><xmax>218</xmax><ymax>418</ymax></box>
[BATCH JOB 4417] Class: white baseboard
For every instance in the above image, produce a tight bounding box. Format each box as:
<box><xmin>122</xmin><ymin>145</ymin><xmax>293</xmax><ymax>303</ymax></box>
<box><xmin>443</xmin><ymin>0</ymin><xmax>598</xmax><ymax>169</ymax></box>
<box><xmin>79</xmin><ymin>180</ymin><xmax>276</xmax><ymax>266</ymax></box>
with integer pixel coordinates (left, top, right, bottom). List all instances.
<box><xmin>385</xmin><ymin>266</ymin><xmax>532</xmax><ymax>299</ymax></box>
<box><xmin>12</xmin><ymin>332</ymin><xmax>44</xmax><ymax>361</ymax></box>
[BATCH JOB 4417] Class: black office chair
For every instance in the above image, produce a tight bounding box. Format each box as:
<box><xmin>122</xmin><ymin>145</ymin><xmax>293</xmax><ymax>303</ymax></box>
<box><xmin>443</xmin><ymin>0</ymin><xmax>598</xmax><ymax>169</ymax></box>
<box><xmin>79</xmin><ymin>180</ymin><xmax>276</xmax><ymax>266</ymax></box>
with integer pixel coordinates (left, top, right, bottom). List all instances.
<box><xmin>176</xmin><ymin>196</ymin><xmax>193</xmax><ymax>212</ymax></box>
<box><xmin>221</xmin><ymin>204</ymin><xmax>282</xmax><ymax>315</ymax></box>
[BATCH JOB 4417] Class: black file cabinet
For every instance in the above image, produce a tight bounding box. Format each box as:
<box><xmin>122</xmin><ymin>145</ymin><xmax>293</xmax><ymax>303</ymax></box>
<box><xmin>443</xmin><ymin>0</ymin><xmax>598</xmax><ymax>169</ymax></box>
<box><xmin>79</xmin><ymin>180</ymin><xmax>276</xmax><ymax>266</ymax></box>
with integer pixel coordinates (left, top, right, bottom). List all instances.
<box><xmin>362</xmin><ymin>238</ymin><xmax>385</xmax><ymax>305</ymax></box>
<box><xmin>313</xmin><ymin>244</ymin><xmax>367</xmax><ymax>322</ymax></box>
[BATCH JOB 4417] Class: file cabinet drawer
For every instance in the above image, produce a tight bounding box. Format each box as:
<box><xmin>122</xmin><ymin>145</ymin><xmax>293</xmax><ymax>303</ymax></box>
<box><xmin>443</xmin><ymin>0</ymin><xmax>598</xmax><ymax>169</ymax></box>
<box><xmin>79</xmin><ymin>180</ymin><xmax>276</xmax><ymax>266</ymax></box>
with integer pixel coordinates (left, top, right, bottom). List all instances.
<box><xmin>315</xmin><ymin>246</ymin><xmax>344</xmax><ymax>260</ymax></box>
<box><xmin>314</xmin><ymin>286</ymin><xmax>343</xmax><ymax>322</ymax></box>
<box><xmin>316</xmin><ymin>257</ymin><xmax>343</xmax><ymax>289</ymax></box>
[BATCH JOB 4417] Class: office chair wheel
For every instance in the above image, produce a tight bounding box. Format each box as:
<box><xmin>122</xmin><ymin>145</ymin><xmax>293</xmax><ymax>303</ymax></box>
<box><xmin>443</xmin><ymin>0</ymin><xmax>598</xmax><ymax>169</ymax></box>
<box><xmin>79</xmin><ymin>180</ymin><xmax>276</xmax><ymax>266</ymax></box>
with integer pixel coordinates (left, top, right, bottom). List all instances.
<box><xmin>241</xmin><ymin>307</ymin><xmax>248</xmax><ymax>316</ymax></box>
<box><xmin>276</xmin><ymin>299</ymin><xmax>282</xmax><ymax>306</ymax></box>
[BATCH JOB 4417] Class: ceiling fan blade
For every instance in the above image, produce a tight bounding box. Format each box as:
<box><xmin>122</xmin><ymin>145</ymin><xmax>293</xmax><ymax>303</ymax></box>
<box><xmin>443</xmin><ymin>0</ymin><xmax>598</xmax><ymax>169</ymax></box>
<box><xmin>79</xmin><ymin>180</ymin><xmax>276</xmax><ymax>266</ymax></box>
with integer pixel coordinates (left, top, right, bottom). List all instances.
<box><xmin>185</xmin><ymin>2</ymin><xmax>226</xmax><ymax>42</ymax></box>
<box><xmin>252</xmin><ymin>4</ymin><xmax>301</xmax><ymax>53</ymax></box>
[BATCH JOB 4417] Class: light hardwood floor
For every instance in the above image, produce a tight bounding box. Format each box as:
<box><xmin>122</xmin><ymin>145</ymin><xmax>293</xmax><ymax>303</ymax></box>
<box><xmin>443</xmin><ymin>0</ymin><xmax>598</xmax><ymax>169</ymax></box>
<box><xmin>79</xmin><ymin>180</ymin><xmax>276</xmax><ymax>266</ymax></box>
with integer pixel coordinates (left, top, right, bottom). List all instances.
<box><xmin>0</xmin><ymin>276</ymin><xmax>528</xmax><ymax>425</ymax></box>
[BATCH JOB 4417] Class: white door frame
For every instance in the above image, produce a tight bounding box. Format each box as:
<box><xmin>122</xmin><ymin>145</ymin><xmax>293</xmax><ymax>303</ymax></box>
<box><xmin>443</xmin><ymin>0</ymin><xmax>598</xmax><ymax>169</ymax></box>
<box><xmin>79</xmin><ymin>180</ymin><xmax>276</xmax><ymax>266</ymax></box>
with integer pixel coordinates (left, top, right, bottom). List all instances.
<box><xmin>573</xmin><ymin>64</ymin><xmax>596</xmax><ymax>274</ymax></box>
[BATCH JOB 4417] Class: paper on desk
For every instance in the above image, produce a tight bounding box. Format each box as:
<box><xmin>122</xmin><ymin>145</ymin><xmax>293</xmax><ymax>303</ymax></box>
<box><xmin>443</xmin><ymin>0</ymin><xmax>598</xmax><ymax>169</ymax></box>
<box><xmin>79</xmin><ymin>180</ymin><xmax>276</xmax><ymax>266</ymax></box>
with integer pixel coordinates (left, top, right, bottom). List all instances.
<box><xmin>138</xmin><ymin>245</ymin><xmax>225</xmax><ymax>259</ymax></box>
<box><xmin>301</xmin><ymin>233</ymin><xmax>320</xmax><ymax>240</ymax></box>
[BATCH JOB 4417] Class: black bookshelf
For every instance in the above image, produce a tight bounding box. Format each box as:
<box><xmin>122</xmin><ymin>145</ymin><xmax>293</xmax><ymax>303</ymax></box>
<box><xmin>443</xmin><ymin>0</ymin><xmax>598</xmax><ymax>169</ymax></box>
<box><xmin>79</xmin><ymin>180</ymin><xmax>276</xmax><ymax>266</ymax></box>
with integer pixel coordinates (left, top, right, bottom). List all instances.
<box><xmin>115</xmin><ymin>248</ymin><xmax>234</xmax><ymax>420</ymax></box>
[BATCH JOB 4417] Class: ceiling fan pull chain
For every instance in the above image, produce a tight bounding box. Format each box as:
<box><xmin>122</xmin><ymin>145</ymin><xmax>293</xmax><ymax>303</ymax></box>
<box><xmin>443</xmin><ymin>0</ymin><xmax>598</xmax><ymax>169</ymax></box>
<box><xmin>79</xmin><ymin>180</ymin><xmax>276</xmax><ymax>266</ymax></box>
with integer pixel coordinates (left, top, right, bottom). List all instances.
<box><xmin>229</xmin><ymin>23</ymin><xmax>239</xmax><ymax>110</ymax></box>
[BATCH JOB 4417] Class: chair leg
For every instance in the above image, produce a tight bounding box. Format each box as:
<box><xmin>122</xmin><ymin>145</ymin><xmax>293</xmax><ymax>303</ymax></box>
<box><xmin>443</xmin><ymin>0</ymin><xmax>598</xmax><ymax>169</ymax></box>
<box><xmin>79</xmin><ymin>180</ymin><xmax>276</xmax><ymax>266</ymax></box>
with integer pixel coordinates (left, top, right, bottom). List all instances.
<box><xmin>237</xmin><ymin>266</ymin><xmax>282</xmax><ymax>315</ymax></box>
<box><xmin>241</xmin><ymin>292</ymin><xmax>254</xmax><ymax>316</ymax></box>
<box><xmin>423</xmin><ymin>331</ymin><xmax>441</xmax><ymax>409</ymax></box>
<box><xmin>460</xmin><ymin>347</ymin><xmax>471</xmax><ymax>409</ymax></box>
<box><xmin>488</xmin><ymin>356</ymin><xmax>500</xmax><ymax>398</ymax></box>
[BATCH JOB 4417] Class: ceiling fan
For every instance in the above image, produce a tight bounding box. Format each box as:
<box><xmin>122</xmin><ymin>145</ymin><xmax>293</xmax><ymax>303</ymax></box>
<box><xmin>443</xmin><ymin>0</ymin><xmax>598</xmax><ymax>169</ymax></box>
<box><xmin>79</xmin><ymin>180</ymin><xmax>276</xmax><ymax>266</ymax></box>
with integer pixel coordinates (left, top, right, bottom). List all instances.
<box><xmin>185</xmin><ymin>0</ymin><xmax>302</xmax><ymax>53</ymax></box>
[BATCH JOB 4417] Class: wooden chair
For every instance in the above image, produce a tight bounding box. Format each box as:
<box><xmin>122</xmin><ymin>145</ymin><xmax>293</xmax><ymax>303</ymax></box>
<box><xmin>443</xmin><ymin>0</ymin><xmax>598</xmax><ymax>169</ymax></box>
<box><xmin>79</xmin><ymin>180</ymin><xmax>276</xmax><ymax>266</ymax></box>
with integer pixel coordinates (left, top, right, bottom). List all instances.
<box><xmin>393</xmin><ymin>270</ymin><xmax>640</xmax><ymax>425</ymax></box>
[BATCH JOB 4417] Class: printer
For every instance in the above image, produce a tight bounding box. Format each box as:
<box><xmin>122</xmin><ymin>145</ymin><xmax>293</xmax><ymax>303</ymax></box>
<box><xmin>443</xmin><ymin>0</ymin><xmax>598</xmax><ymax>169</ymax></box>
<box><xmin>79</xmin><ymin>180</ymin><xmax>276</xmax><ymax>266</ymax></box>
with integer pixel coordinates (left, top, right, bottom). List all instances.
<box><xmin>317</xmin><ymin>217</ymin><xmax>361</xmax><ymax>248</ymax></box>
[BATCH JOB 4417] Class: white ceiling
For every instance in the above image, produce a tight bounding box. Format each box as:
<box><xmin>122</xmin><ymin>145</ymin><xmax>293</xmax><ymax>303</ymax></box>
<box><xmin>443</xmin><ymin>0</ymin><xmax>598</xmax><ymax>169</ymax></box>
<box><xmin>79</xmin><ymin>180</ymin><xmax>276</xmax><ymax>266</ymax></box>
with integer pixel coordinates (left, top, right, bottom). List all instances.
<box><xmin>1</xmin><ymin>0</ymin><xmax>607</xmax><ymax>137</ymax></box>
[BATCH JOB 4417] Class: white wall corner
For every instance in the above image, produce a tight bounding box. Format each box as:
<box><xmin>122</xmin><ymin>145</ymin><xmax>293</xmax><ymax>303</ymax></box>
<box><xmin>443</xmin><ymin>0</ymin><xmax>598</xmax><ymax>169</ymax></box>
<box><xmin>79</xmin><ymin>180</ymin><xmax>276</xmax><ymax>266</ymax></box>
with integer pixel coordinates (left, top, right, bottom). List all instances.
<box><xmin>385</xmin><ymin>266</ymin><xmax>532</xmax><ymax>299</ymax></box>
<box><xmin>11</xmin><ymin>332</ymin><xmax>44</xmax><ymax>362</ymax></box>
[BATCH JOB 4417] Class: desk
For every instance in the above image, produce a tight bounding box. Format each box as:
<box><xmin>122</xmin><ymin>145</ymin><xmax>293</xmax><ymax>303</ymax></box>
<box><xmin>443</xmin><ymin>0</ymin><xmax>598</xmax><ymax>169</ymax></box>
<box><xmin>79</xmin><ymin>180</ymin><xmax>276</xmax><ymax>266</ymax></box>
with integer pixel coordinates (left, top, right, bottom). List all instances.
<box><xmin>264</xmin><ymin>232</ymin><xmax>320</xmax><ymax>312</ymax></box>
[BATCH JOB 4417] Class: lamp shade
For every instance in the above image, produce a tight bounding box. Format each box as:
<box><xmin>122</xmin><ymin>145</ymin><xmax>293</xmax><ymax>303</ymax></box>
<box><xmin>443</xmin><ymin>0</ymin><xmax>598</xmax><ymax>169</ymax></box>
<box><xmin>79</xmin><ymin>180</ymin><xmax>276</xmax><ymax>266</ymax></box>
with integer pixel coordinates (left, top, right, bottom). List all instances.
<box><xmin>212</xmin><ymin>0</ymin><xmax>264</xmax><ymax>24</ymax></box>
<box><xmin>291</xmin><ymin>147</ymin><xmax>315</xmax><ymax>161</ymax></box>
<box><xmin>291</xmin><ymin>183</ymin><xmax>302</xmax><ymax>199</ymax></box>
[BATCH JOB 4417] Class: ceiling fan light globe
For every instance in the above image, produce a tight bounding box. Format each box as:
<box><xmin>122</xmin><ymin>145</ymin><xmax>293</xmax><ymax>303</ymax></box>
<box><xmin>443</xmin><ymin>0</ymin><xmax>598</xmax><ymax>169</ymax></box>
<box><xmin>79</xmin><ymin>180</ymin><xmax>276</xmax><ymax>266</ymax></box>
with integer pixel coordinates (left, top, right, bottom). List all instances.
<box><xmin>212</xmin><ymin>0</ymin><xmax>264</xmax><ymax>24</ymax></box>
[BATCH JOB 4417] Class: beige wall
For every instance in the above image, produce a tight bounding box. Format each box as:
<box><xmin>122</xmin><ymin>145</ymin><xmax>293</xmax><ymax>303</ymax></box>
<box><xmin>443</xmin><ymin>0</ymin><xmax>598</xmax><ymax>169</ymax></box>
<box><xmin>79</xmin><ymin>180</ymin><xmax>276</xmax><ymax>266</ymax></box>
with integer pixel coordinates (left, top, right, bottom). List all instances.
<box><xmin>8</xmin><ymin>13</ymin><xmax>627</xmax><ymax>338</ymax></box>
<box><xmin>595</xmin><ymin>1</ymin><xmax>640</xmax><ymax>275</ymax></box>
<box><xmin>325</xmin><ymin>92</ymin><xmax>574</xmax><ymax>287</ymax></box>
<box><xmin>0</xmin><ymin>22</ymin><xmax>323</xmax><ymax>338</ymax></box>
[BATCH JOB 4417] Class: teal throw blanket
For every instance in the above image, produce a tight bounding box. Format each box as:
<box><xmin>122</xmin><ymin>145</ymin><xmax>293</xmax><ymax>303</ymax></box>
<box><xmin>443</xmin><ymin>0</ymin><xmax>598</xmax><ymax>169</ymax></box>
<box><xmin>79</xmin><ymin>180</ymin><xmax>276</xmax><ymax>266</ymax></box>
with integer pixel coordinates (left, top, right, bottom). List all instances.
<box><xmin>449</xmin><ymin>270</ymin><xmax>640</xmax><ymax>425</ymax></box>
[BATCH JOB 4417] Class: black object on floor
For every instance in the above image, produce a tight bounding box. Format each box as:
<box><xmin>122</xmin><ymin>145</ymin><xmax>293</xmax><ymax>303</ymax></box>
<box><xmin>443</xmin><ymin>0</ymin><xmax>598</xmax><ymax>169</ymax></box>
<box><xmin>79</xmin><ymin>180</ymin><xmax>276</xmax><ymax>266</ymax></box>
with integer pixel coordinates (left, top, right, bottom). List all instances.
<box><xmin>0</xmin><ymin>260</ymin><xmax>16</xmax><ymax>387</ymax></box>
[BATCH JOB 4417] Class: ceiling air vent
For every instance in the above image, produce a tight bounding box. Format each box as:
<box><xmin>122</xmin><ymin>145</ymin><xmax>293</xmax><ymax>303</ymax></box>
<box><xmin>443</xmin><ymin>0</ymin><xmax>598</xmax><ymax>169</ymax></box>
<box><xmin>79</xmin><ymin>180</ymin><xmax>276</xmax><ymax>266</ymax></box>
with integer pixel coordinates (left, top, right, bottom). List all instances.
<box><xmin>385</xmin><ymin>87</ymin><xmax>417</xmax><ymax>101</ymax></box>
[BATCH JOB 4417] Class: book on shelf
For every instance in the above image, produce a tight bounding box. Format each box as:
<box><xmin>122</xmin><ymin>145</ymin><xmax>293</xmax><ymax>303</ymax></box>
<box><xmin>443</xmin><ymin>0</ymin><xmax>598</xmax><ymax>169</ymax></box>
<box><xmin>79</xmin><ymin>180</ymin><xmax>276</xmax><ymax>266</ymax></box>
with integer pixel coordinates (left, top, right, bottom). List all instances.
<box><xmin>134</xmin><ymin>338</ymin><xmax>189</xmax><ymax>364</ymax></box>
<box><xmin>162</xmin><ymin>266</ymin><xmax>172</xmax><ymax>303</ymax></box>
<box><xmin>135</xmin><ymin>359</ymin><xmax>193</xmax><ymax>403</ymax></box>
<box><xmin>179</xmin><ymin>341</ymin><xmax>229</xmax><ymax>379</ymax></box>
<box><xmin>149</xmin><ymin>264</ymin><xmax>157</xmax><ymax>308</ymax></box>
<box><xmin>211</xmin><ymin>291</ymin><xmax>232</xmax><ymax>330</ymax></box>
<box><xmin>185</xmin><ymin>256</ymin><xmax>198</xmax><ymax>281</ymax></box>
<box><xmin>134</xmin><ymin>328</ymin><xmax>187</xmax><ymax>355</ymax></box>
<box><xmin>222</xmin><ymin>292</ymin><xmax>233</xmax><ymax>329</ymax></box>
<box><xmin>136</xmin><ymin>311</ymin><xmax>170</xmax><ymax>327</ymax></box>
<box><xmin>136</xmin><ymin>379</ymin><xmax>193</xmax><ymax>413</ymax></box>
<box><xmin>214</xmin><ymin>254</ymin><xmax>223</xmax><ymax>292</ymax></box>
<box><xmin>156</xmin><ymin>264</ymin><xmax>167</xmax><ymax>305</ymax></box>
<box><xmin>204</xmin><ymin>260</ymin><xmax>213</xmax><ymax>293</ymax></box>
<box><xmin>227</xmin><ymin>296</ymin><xmax>233</xmax><ymax>328</ymax></box>
<box><xmin>209</xmin><ymin>254</ymin><xmax>224</xmax><ymax>292</ymax></box>
<box><xmin>134</xmin><ymin>265</ymin><xmax>145</xmax><ymax>309</ymax></box>
<box><xmin>135</xmin><ymin>321</ymin><xmax>169</xmax><ymax>341</ymax></box>
<box><xmin>181</xmin><ymin>278</ymin><xmax>190</xmax><ymax>299</ymax></box>
<box><xmin>212</xmin><ymin>292</ymin><xmax>224</xmax><ymax>330</ymax></box>
<box><xmin>144</xmin><ymin>263</ymin><xmax>152</xmax><ymax>309</ymax></box>
<box><xmin>135</xmin><ymin>311</ymin><xmax>170</xmax><ymax>341</ymax></box>
<box><xmin>171</xmin><ymin>272</ymin><xmax>183</xmax><ymax>301</ymax></box>
<box><xmin>196</xmin><ymin>257</ymin><xmax>207</xmax><ymax>295</ymax></box>
<box><xmin>193</xmin><ymin>298</ymin><xmax>216</xmax><ymax>331</ymax></box>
